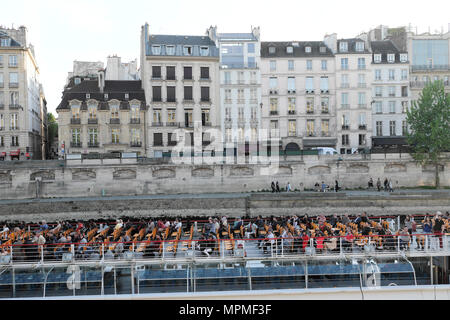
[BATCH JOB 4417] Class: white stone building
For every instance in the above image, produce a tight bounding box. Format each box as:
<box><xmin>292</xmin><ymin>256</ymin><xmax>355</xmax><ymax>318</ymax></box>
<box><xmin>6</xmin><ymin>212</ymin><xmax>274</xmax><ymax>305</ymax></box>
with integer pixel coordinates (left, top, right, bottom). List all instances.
<box><xmin>261</xmin><ymin>41</ymin><xmax>337</xmax><ymax>153</ymax></box>
<box><xmin>324</xmin><ymin>35</ymin><xmax>372</xmax><ymax>154</ymax></box>
<box><xmin>140</xmin><ymin>23</ymin><xmax>221</xmax><ymax>158</ymax></box>
<box><xmin>0</xmin><ymin>26</ymin><xmax>47</xmax><ymax>160</ymax></box>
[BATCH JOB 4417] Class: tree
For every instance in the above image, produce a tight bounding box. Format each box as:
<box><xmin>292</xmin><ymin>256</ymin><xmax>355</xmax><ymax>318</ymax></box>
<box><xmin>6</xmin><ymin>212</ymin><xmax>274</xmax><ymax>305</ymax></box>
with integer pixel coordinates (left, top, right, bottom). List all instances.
<box><xmin>47</xmin><ymin>113</ymin><xmax>58</xmax><ymax>158</ymax></box>
<box><xmin>406</xmin><ymin>80</ymin><xmax>450</xmax><ymax>188</ymax></box>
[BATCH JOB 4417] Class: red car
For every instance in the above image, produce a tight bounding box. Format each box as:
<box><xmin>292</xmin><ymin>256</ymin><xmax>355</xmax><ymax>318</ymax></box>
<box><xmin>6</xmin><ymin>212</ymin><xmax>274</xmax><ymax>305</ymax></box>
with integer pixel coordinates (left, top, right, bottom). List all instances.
<box><xmin>10</xmin><ymin>149</ymin><xmax>20</xmax><ymax>160</ymax></box>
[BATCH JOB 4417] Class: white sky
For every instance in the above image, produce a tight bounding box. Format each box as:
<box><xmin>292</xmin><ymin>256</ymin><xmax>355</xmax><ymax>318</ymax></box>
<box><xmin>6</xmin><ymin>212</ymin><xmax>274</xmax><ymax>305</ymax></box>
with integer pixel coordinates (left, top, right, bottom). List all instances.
<box><xmin>1</xmin><ymin>0</ymin><xmax>449</xmax><ymax>114</ymax></box>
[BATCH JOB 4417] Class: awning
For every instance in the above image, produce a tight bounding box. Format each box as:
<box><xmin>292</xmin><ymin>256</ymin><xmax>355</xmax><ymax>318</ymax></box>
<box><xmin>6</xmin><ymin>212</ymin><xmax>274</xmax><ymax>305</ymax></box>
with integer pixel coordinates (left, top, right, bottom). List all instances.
<box><xmin>302</xmin><ymin>138</ymin><xmax>337</xmax><ymax>147</ymax></box>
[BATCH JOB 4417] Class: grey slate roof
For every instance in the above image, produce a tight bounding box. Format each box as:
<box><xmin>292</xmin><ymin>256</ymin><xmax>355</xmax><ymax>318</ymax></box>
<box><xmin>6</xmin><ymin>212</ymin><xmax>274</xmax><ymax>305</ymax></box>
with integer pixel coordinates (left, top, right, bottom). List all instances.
<box><xmin>261</xmin><ymin>41</ymin><xmax>334</xmax><ymax>58</ymax></box>
<box><xmin>146</xmin><ymin>34</ymin><xmax>219</xmax><ymax>57</ymax></box>
<box><xmin>0</xmin><ymin>31</ymin><xmax>22</xmax><ymax>47</ymax></box>
<box><xmin>217</xmin><ymin>33</ymin><xmax>258</xmax><ymax>41</ymax></box>
<box><xmin>370</xmin><ymin>40</ymin><xmax>407</xmax><ymax>63</ymax></box>
<box><xmin>57</xmin><ymin>80</ymin><xmax>146</xmax><ymax>111</ymax></box>
<box><xmin>337</xmin><ymin>38</ymin><xmax>371</xmax><ymax>54</ymax></box>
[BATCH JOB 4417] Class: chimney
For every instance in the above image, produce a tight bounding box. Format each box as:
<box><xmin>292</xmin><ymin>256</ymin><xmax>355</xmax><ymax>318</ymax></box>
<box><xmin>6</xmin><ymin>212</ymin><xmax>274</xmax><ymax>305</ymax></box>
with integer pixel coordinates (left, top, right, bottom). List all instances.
<box><xmin>98</xmin><ymin>69</ymin><xmax>105</xmax><ymax>93</ymax></box>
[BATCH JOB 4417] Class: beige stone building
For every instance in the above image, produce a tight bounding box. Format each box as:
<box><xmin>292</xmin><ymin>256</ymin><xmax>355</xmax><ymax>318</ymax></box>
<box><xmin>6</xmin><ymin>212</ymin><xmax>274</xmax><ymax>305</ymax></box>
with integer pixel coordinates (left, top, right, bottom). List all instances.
<box><xmin>140</xmin><ymin>23</ymin><xmax>221</xmax><ymax>158</ymax></box>
<box><xmin>0</xmin><ymin>26</ymin><xmax>47</xmax><ymax>159</ymax></box>
<box><xmin>56</xmin><ymin>73</ymin><xmax>147</xmax><ymax>156</ymax></box>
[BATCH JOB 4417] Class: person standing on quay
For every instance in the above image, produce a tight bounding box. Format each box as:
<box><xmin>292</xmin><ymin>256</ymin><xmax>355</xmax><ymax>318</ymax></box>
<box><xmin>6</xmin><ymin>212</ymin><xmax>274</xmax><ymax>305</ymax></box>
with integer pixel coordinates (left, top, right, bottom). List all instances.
<box><xmin>276</xmin><ymin>181</ymin><xmax>280</xmax><ymax>193</ymax></box>
<box><xmin>376</xmin><ymin>178</ymin><xmax>382</xmax><ymax>192</ymax></box>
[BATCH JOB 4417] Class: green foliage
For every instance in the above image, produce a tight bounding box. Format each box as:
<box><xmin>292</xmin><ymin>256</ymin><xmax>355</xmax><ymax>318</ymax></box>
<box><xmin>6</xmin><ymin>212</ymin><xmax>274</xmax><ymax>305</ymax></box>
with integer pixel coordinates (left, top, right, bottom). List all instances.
<box><xmin>406</xmin><ymin>80</ymin><xmax>450</xmax><ymax>187</ymax></box>
<box><xmin>47</xmin><ymin>112</ymin><xmax>58</xmax><ymax>146</ymax></box>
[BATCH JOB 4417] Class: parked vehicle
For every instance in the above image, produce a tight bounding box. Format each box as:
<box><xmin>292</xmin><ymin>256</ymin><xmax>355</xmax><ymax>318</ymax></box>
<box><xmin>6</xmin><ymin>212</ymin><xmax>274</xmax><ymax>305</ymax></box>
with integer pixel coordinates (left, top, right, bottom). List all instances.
<box><xmin>10</xmin><ymin>149</ymin><xmax>20</xmax><ymax>160</ymax></box>
<box><xmin>312</xmin><ymin>147</ymin><xmax>338</xmax><ymax>155</ymax></box>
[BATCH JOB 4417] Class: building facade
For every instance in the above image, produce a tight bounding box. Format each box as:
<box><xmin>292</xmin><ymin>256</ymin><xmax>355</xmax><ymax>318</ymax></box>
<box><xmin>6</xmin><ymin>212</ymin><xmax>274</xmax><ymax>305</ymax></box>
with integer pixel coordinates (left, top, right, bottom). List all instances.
<box><xmin>0</xmin><ymin>26</ymin><xmax>47</xmax><ymax>159</ymax></box>
<box><xmin>370</xmin><ymin>40</ymin><xmax>410</xmax><ymax>150</ymax></box>
<box><xmin>56</xmin><ymin>74</ymin><xmax>147</xmax><ymax>156</ymax></box>
<box><xmin>261</xmin><ymin>41</ymin><xmax>336</xmax><ymax>153</ymax></box>
<box><xmin>209</xmin><ymin>27</ymin><xmax>262</xmax><ymax>156</ymax></box>
<box><xmin>140</xmin><ymin>23</ymin><xmax>221</xmax><ymax>158</ymax></box>
<box><xmin>325</xmin><ymin>35</ymin><xmax>372</xmax><ymax>154</ymax></box>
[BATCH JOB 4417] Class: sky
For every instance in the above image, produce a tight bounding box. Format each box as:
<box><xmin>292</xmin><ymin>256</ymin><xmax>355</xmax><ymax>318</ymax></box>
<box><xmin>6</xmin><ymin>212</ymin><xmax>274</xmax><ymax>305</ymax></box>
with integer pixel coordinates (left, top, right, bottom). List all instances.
<box><xmin>1</xmin><ymin>0</ymin><xmax>450</xmax><ymax>115</ymax></box>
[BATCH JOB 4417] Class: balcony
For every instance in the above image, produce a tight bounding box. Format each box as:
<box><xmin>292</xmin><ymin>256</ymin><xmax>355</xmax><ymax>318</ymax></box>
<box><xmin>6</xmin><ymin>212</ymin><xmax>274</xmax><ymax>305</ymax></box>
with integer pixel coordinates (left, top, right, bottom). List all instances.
<box><xmin>321</xmin><ymin>109</ymin><xmax>329</xmax><ymax>114</ymax></box>
<box><xmin>200</xmin><ymin>98</ymin><xmax>211</xmax><ymax>103</ymax></box>
<box><xmin>320</xmin><ymin>90</ymin><xmax>329</xmax><ymax>94</ymax></box>
<box><xmin>236</xmin><ymin>80</ymin><xmax>245</xmax><ymax>85</ymax></box>
<box><xmin>340</xmin><ymin>83</ymin><xmax>349</xmax><ymax>89</ymax></box>
<box><xmin>200</xmin><ymin>77</ymin><xmax>211</xmax><ymax>82</ymax></box>
<box><xmin>237</xmin><ymin>99</ymin><xmax>245</xmax><ymax>104</ymax></box>
<box><xmin>202</xmin><ymin>122</ymin><xmax>212</xmax><ymax>127</ymax></box>
<box><xmin>224</xmin><ymin>99</ymin><xmax>232</xmax><ymax>104</ymax></box>
<box><xmin>166</xmin><ymin>76</ymin><xmax>177</xmax><ymax>81</ymax></box>
<box><xmin>358</xmin><ymin>65</ymin><xmax>366</xmax><ymax>70</ymax></box>
<box><xmin>321</xmin><ymin>131</ymin><xmax>331</xmax><ymax>137</ymax></box>
<box><xmin>152</xmin><ymin>98</ymin><xmax>163</xmax><ymax>103</ymax></box>
<box><xmin>270</xmin><ymin>110</ymin><xmax>278</xmax><ymax>116</ymax></box>
<box><xmin>88</xmin><ymin>142</ymin><xmax>99</xmax><ymax>148</ymax></box>
<box><xmin>130</xmin><ymin>118</ymin><xmax>141</xmax><ymax>124</ymax></box>
<box><xmin>88</xmin><ymin>118</ymin><xmax>98</xmax><ymax>125</ymax></box>
<box><xmin>288</xmin><ymin>110</ymin><xmax>296</xmax><ymax>115</ymax></box>
<box><xmin>8</xmin><ymin>63</ymin><xmax>18</xmax><ymax>68</ymax></box>
<box><xmin>183</xmin><ymin>99</ymin><xmax>194</xmax><ymax>104</ymax></box>
<box><xmin>269</xmin><ymin>89</ymin><xmax>278</xmax><ymax>95</ymax></box>
<box><xmin>9</xmin><ymin>83</ymin><xmax>19</xmax><ymax>88</ymax></box>
<box><xmin>359</xmin><ymin>125</ymin><xmax>367</xmax><ymax>130</ymax></box>
<box><xmin>287</xmin><ymin>89</ymin><xmax>296</xmax><ymax>95</ymax></box>
<box><xmin>152</xmin><ymin>122</ymin><xmax>164</xmax><ymax>127</ymax></box>
<box><xmin>10</xmin><ymin>127</ymin><xmax>19</xmax><ymax>131</ymax></box>
<box><xmin>168</xmin><ymin>140</ymin><xmax>177</xmax><ymax>146</ymax></box>
<box><xmin>411</xmin><ymin>64</ymin><xmax>449</xmax><ymax>72</ymax></box>
<box><xmin>166</xmin><ymin>98</ymin><xmax>177</xmax><ymax>103</ymax></box>
<box><xmin>358</xmin><ymin>104</ymin><xmax>367</xmax><ymax>109</ymax></box>
<box><xmin>109</xmin><ymin>118</ymin><xmax>120</xmax><ymax>124</ymax></box>
<box><xmin>341</xmin><ymin>104</ymin><xmax>350</xmax><ymax>109</ymax></box>
<box><xmin>70</xmin><ymin>118</ymin><xmax>81</xmax><ymax>125</ymax></box>
<box><xmin>305</xmin><ymin>90</ymin><xmax>315</xmax><ymax>94</ymax></box>
<box><xmin>358</xmin><ymin>83</ymin><xmax>367</xmax><ymax>88</ymax></box>
<box><xmin>71</xmin><ymin>142</ymin><xmax>82</xmax><ymax>148</ymax></box>
<box><xmin>342</xmin><ymin>125</ymin><xmax>350</xmax><ymax>130</ymax></box>
<box><xmin>306</xmin><ymin>110</ymin><xmax>315</xmax><ymax>114</ymax></box>
<box><xmin>305</xmin><ymin>132</ymin><xmax>316</xmax><ymax>137</ymax></box>
<box><xmin>9</xmin><ymin>104</ymin><xmax>22</xmax><ymax>110</ymax></box>
<box><xmin>130</xmin><ymin>142</ymin><xmax>142</xmax><ymax>148</ymax></box>
<box><xmin>166</xmin><ymin>122</ymin><xmax>180</xmax><ymax>128</ymax></box>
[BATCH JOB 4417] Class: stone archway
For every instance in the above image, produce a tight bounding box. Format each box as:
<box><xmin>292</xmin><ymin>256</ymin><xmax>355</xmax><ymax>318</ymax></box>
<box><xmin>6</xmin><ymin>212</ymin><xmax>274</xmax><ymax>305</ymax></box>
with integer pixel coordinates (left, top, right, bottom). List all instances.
<box><xmin>285</xmin><ymin>142</ymin><xmax>300</xmax><ymax>152</ymax></box>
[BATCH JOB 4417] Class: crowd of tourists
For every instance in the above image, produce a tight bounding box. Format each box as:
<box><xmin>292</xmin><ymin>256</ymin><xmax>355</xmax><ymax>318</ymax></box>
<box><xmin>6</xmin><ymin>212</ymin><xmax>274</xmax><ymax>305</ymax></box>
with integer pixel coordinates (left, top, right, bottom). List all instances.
<box><xmin>0</xmin><ymin>211</ymin><xmax>448</xmax><ymax>261</ymax></box>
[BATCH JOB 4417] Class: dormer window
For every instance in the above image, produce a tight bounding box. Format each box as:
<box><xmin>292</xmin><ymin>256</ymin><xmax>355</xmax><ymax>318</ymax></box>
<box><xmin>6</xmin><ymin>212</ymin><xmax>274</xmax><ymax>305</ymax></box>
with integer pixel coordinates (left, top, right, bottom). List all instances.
<box><xmin>125</xmin><ymin>93</ymin><xmax>129</xmax><ymax>100</ymax></box>
<box><xmin>268</xmin><ymin>46</ymin><xmax>276</xmax><ymax>54</ymax></box>
<box><xmin>339</xmin><ymin>42</ymin><xmax>348</xmax><ymax>52</ymax></box>
<box><xmin>74</xmin><ymin>77</ymin><xmax>81</xmax><ymax>85</ymax></box>
<box><xmin>320</xmin><ymin>46</ymin><xmax>326</xmax><ymax>53</ymax></box>
<box><xmin>0</xmin><ymin>38</ymin><xmax>11</xmax><ymax>47</ymax></box>
<box><xmin>152</xmin><ymin>45</ymin><xmax>161</xmax><ymax>55</ymax></box>
<box><xmin>355</xmin><ymin>42</ymin><xmax>364</xmax><ymax>52</ymax></box>
<box><xmin>183</xmin><ymin>46</ymin><xmax>192</xmax><ymax>56</ymax></box>
<box><xmin>86</xmin><ymin>93</ymin><xmax>90</xmax><ymax>99</ymax></box>
<box><xmin>286</xmin><ymin>46</ymin><xmax>293</xmax><ymax>53</ymax></box>
<box><xmin>374</xmin><ymin>54</ymin><xmax>382</xmax><ymax>63</ymax></box>
<box><xmin>305</xmin><ymin>46</ymin><xmax>311</xmax><ymax>53</ymax></box>
<box><xmin>166</xmin><ymin>45</ymin><xmax>175</xmax><ymax>55</ymax></box>
<box><xmin>292</xmin><ymin>42</ymin><xmax>299</xmax><ymax>47</ymax></box>
<box><xmin>104</xmin><ymin>93</ymin><xmax>109</xmax><ymax>100</ymax></box>
<box><xmin>400</xmin><ymin>53</ymin><xmax>408</xmax><ymax>62</ymax></box>
<box><xmin>200</xmin><ymin>47</ymin><xmax>209</xmax><ymax>56</ymax></box>
<box><xmin>387</xmin><ymin>54</ymin><xmax>395</xmax><ymax>63</ymax></box>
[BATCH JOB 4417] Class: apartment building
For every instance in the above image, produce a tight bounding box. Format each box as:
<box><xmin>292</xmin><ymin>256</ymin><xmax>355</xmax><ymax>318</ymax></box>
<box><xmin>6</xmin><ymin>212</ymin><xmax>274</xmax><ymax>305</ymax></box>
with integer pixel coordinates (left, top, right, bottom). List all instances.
<box><xmin>56</xmin><ymin>72</ymin><xmax>147</xmax><ymax>156</ymax></box>
<box><xmin>370</xmin><ymin>40</ymin><xmax>410</xmax><ymax>150</ymax></box>
<box><xmin>0</xmin><ymin>26</ymin><xmax>47</xmax><ymax>159</ymax></box>
<box><xmin>325</xmin><ymin>35</ymin><xmax>372</xmax><ymax>154</ymax></box>
<box><xmin>208</xmin><ymin>26</ymin><xmax>262</xmax><ymax>156</ymax></box>
<box><xmin>140</xmin><ymin>23</ymin><xmax>220</xmax><ymax>158</ymax></box>
<box><xmin>261</xmin><ymin>41</ymin><xmax>336</xmax><ymax>153</ymax></box>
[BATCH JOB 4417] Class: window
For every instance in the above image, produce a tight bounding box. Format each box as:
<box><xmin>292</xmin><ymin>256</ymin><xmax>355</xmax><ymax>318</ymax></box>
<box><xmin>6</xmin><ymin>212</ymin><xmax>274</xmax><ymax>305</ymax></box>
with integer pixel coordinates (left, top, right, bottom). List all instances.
<box><xmin>320</xmin><ymin>77</ymin><xmax>329</xmax><ymax>92</ymax></box>
<box><xmin>402</xmin><ymin>101</ymin><xmax>408</xmax><ymax>113</ymax></box>
<box><xmin>355</xmin><ymin>42</ymin><xmax>364</xmax><ymax>52</ymax></box>
<box><xmin>287</xmin><ymin>77</ymin><xmax>296</xmax><ymax>91</ymax></box>
<box><xmin>201</xmin><ymin>87</ymin><xmax>210</xmax><ymax>102</ymax></box>
<box><xmin>389</xmin><ymin>101</ymin><xmax>396</xmax><ymax>113</ymax></box>
<box><xmin>183</xmin><ymin>66</ymin><xmax>192</xmax><ymax>80</ymax></box>
<box><xmin>167</xmin><ymin>109</ymin><xmax>176</xmax><ymax>124</ymax></box>
<box><xmin>270</xmin><ymin>60</ymin><xmax>276</xmax><ymax>71</ymax></box>
<box><xmin>401</xmin><ymin>86</ymin><xmax>408</xmax><ymax>97</ymax></box>
<box><xmin>0</xmin><ymin>73</ymin><xmax>3</xmax><ymax>87</ymax></box>
<box><xmin>288</xmin><ymin>120</ymin><xmax>296</xmax><ymax>136</ymax></box>
<box><xmin>8</xmin><ymin>55</ymin><xmax>17</xmax><ymax>67</ymax></box>
<box><xmin>389</xmin><ymin>121</ymin><xmax>396</xmax><ymax>136</ymax></box>
<box><xmin>237</xmin><ymin>71</ymin><xmax>245</xmax><ymax>84</ymax></box>
<box><xmin>341</xmin><ymin>58</ymin><xmax>348</xmax><ymax>70</ymax></box>
<box><xmin>248</xmin><ymin>57</ymin><xmax>256</xmax><ymax>68</ymax></box>
<box><xmin>320</xmin><ymin>46</ymin><xmax>326</xmax><ymax>53</ymax></box>
<box><xmin>389</xmin><ymin>69</ymin><xmax>395</xmax><ymax>80</ymax></box>
<box><xmin>288</xmin><ymin>60</ymin><xmax>294</xmax><ymax>71</ymax></box>
<box><xmin>402</xmin><ymin>121</ymin><xmax>408</xmax><ymax>136</ymax></box>
<box><xmin>342</xmin><ymin>134</ymin><xmax>349</xmax><ymax>146</ymax></box>
<box><xmin>74</xmin><ymin>77</ymin><xmax>81</xmax><ymax>85</ymax></box>
<box><xmin>223</xmin><ymin>71</ymin><xmax>231</xmax><ymax>84</ymax></box>
<box><xmin>376</xmin><ymin>121</ymin><xmax>383</xmax><ymax>136</ymax></box>
<box><xmin>200</xmin><ymin>67</ymin><xmax>209</xmax><ymax>80</ymax></box>
<box><xmin>358</xmin><ymin>58</ymin><xmax>366</xmax><ymax>70</ymax></box>
<box><xmin>153</xmin><ymin>133</ymin><xmax>163</xmax><ymax>146</ymax></box>
<box><xmin>339</xmin><ymin>42</ymin><xmax>348</xmax><ymax>52</ymax></box>
<box><xmin>321</xmin><ymin>97</ymin><xmax>329</xmax><ymax>113</ymax></box>
<box><xmin>88</xmin><ymin>128</ymin><xmax>98</xmax><ymax>146</ymax></box>
<box><xmin>286</xmin><ymin>46</ymin><xmax>293</xmax><ymax>53</ymax></box>
<box><xmin>167</xmin><ymin>86</ymin><xmax>176</xmax><ymax>102</ymax></box>
<box><xmin>305</xmin><ymin>46</ymin><xmax>311</xmax><ymax>53</ymax></box>
<box><xmin>10</xmin><ymin>91</ymin><xmax>18</xmax><ymax>105</ymax></box>
<box><xmin>88</xmin><ymin>104</ymin><xmax>97</xmax><ymax>120</ymax></box>
<box><xmin>9</xmin><ymin>72</ymin><xmax>18</xmax><ymax>86</ymax></box>
<box><xmin>183</xmin><ymin>46</ymin><xmax>192</xmax><ymax>56</ymax></box>
<box><xmin>270</xmin><ymin>98</ymin><xmax>278</xmax><ymax>113</ymax></box>
<box><xmin>151</xmin><ymin>46</ymin><xmax>161</xmax><ymax>55</ymax></box>
<box><xmin>225</xmin><ymin>107</ymin><xmax>231</xmax><ymax>121</ymax></box>
<box><xmin>400</xmin><ymin>53</ymin><xmax>407</xmax><ymax>62</ymax></box>
<box><xmin>71</xmin><ymin>128</ymin><xmax>81</xmax><ymax>145</ymax></box>
<box><xmin>341</xmin><ymin>92</ymin><xmax>349</xmax><ymax>107</ymax></box>
<box><xmin>306</xmin><ymin>98</ymin><xmax>314</xmax><ymax>113</ymax></box>
<box><xmin>130</xmin><ymin>104</ymin><xmax>140</xmax><ymax>120</ymax></box>
<box><xmin>358</xmin><ymin>92</ymin><xmax>366</xmax><ymax>106</ymax></box>
<box><xmin>10</xmin><ymin>113</ymin><xmax>18</xmax><ymax>130</ymax></box>
<box><xmin>305</xmin><ymin>77</ymin><xmax>314</xmax><ymax>91</ymax></box>
<box><xmin>152</xmin><ymin>66</ymin><xmax>161</xmax><ymax>79</ymax></box>
<box><xmin>342</xmin><ymin>114</ymin><xmax>349</xmax><ymax>127</ymax></box>
<box><xmin>238</xmin><ymin>107</ymin><xmax>244</xmax><ymax>121</ymax></box>
<box><xmin>251</xmin><ymin>107</ymin><xmax>257</xmax><ymax>120</ymax></box>
<box><xmin>200</xmin><ymin>47</ymin><xmax>209</xmax><ymax>56</ymax></box>
<box><xmin>201</xmin><ymin>110</ymin><xmax>210</xmax><ymax>126</ymax></box>
<box><xmin>288</xmin><ymin>98</ymin><xmax>296</xmax><ymax>113</ymax></box>
<box><xmin>237</xmin><ymin>89</ymin><xmax>244</xmax><ymax>102</ymax></box>
<box><xmin>247</xmin><ymin>43</ymin><xmax>255</xmax><ymax>53</ymax></box>
<box><xmin>224</xmin><ymin>89</ymin><xmax>231</xmax><ymax>102</ymax></box>
<box><xmin>0</xmin><ymin>114</ymin><xmax>3</xmax><ymax>129</ymax></box>
<box><xmin>321</xmin><ymin>120</ymin><xmax>329</xmax><ymax>136</ymax></box>
<box><xmin>184</xmin><ymin>110</ymin><xmax>193</xmax><ymax>127</ymax></box>
<box><xmin>375</xmin><ymin>101</ymin><xmax>382</xmax><ymax>114</ymax></box>
<box><xmin>321</xmin><ymin>60</ymin><xmax>327</xmax><ymax>70</ymax></box>
<box><xmin>268</xmin><ymin>47</ymin><xmax>276</xmax><ymax>54</ymax></box>
<box><xmin>71</xmin><ymin>105</ymin><xmax>80</xmax><ymax>119</ymax></box>
<box><xmin>375</xmin><ymin>70</ymin><xmax>381</xmax><ymax>80</ymax></box>
<box><xmin>166</xmin><ymin>66</ymin><xmax>176</xmax><ymax>80</ymax></box>
<box><xmin>110</xmin><ymin>105</ymin><xmax>119</xmax><ymax>119</ymax></box>
<box><xmin>387</xmin><ymin>54</ymin><xmax>395</xmax><ymax>63</ymax></box>
<box><xmin>0</xmin><ymin>136</ymin><xmax>3</xmax><ymax>147</ymax></box>
<box><xmin>306</xmin><ymin>60</ymin><xmax>312</xmax><ymax>70</ymax></box>
<box><xmin>184</xmin><ymin>86</ymin><xmax>193</xmax><ymax>101</ymax></box>
<box><xmin>359</xmin><ymin>113</ymin><xmax>366</xmax><ymax>126</ymax></box>
<box><xmin>166</xmin><ymin>46</ymin><xmax>175</xmax><ymax>55</ymax></box>
<box><xmin>375</xmin><ymin>86</ymin><xmax>383</xmax><ymax>97</ymax></box>
<box><xmin>359</xmin><ymin>134</ymin><xmax>366</xmax><ymax>146</ymax></box>
<box><xmin>306</xmin><ymin>120</ymin><xmax>315</xmax><ymax>136</ymax></box>
<box><xmin>131</xmin><ymin>128</ymin><xmax>141</xmax><ymax>145</ymax></box>
<box><xmin>374</xmin><ymin>54</ymin><xmax>381</xmax><ymax>63</ymax></box>
<box><xmin>0</xmin><ymin>38</ymin><xmax>11</xmax><ymax>47</ymax></box>
<box><xmin>269</xmin><ymin>77</ymin><xmax>278</xmax><ymax>89</ymax></box>
<box><xmin>401</xmin><ymin>69</ymin><xmax>408</xmax><ymax>80</ymax></box>
<box><xmin>11</xmin><ymin>136</ymin><xmax>19</xmax><ymax>147</ymax></box>
<box><xmin>111</xmin><ymin>128</ymin><xmax>120</xmax><ymax>144</ymax></box>
<box><xmin>358</xmin><ymin>74</ymin><xmax>366</xmax><ymax>87</ymax></box>
<box><xmin>341</xmin><ymin>74</ymin><xmax>349</xmax><ymax>88</ymax></box>
<box><xmin>152</xmin><ymin>86</ymin><xmax>162</xmax><ymax>102</ymax></box>
<box><xmin>389</xmin><ymin>86</ymin><xmax>396</xmax><ymax>97</ymax></box>
<box><xmin>153</xmin><ymin>110</ymin><xmax>162</xmax><ymax>124</ymax></box>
